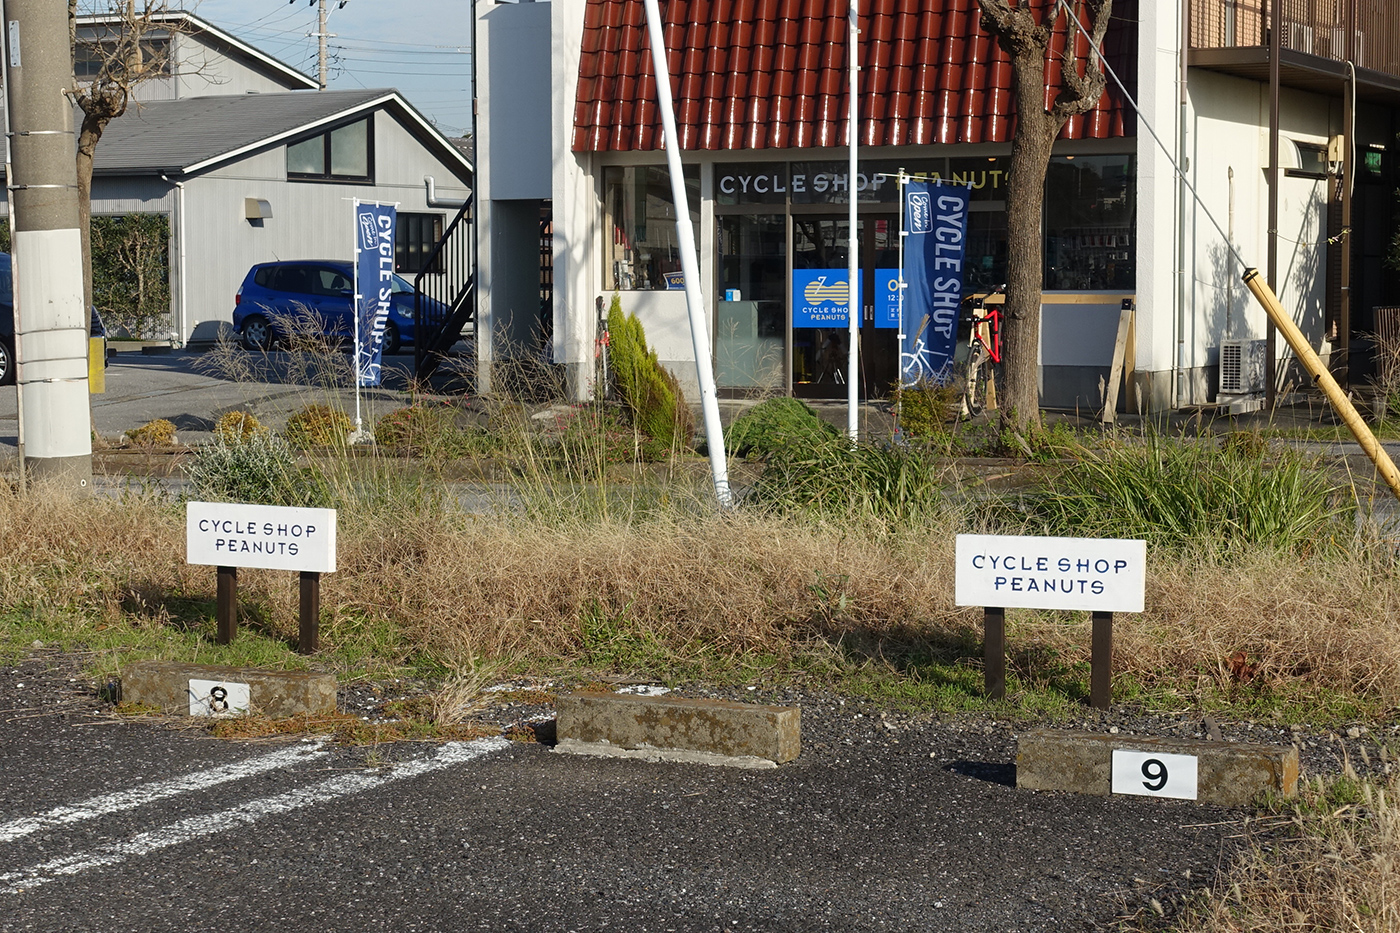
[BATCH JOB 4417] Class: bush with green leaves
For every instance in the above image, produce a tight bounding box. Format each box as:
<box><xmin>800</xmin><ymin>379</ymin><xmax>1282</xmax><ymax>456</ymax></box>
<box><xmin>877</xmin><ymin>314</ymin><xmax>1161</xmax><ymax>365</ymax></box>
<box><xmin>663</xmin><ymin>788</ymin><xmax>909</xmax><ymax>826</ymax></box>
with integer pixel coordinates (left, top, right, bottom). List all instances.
<box><xmin>723</xmin><ymin>397</ymin><xmax>839</xmax><ymax>459</ymax></box>
<box><xmin>747</xmin><ymin>436</ymin><xmax>946</xmax><ymax>523</ymax></box>
<box><xmin>91</xmin><ymin>213</ymin><xmax>171</xmax><ymax>339</ymax></box>
<box><xmin>606</xmin><ymin>294</ymin><xmax>694</xmax><ymax>453</ymax></box>
<box><xmin>184</xmin><ymin>433</ymin><xmax>329</xmax><ymax>507</ymax></box>
<box><xmin>892</xmin><ymin>379</ymin><xmax>960</xmax><ymax>440</ymax></box>
<box><xmin>1002</xmin><ymin>431</ymin><xmax>1355</xmax><ymax>555</ymax></box>
<box><xmin>283</xmin><ymin>404</ymin><xmax>353</xmax><ymax>448</ymax></box>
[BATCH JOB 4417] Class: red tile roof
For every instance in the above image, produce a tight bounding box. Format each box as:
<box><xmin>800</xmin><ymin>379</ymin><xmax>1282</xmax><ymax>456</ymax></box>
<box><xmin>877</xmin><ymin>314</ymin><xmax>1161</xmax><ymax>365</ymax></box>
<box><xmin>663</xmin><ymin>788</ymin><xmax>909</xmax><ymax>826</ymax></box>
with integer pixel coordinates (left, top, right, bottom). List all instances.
<box><xmin>573</xmin><ymin>0</ymin><xmax>1137</xmax><ymax>152</ymax></box>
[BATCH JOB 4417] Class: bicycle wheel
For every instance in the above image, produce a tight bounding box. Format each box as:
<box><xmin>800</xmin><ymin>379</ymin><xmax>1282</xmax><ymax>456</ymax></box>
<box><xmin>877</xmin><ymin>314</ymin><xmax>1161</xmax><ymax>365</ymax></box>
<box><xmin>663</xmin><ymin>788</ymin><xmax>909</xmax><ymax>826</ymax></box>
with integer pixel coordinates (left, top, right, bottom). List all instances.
<box><xmin>961</xmin><ymin>345</ymin><xmax>988</xmax><ymax>418</ymax></box>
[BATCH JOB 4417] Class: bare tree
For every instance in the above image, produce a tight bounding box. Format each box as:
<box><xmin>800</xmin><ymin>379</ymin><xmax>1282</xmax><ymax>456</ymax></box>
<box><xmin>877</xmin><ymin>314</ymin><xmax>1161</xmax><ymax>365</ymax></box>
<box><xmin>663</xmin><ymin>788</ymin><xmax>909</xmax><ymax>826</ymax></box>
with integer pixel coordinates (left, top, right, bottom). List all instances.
<box><xmin>975</xmin><ymin>0</ymin><xmax>1113</xmax><ymax>432</ymax></box>
<box><xmin>68</xmin><ymin>0</ymin><xmax>180</xmax><ymax>309</ymax></box>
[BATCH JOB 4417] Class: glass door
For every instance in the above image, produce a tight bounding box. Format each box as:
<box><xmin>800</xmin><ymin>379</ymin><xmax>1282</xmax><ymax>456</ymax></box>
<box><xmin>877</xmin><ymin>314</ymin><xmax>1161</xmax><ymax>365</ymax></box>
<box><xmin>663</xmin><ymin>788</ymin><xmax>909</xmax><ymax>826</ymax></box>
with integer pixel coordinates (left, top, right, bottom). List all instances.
<box><xmin>791</xmin><ymin>216</ymin><xmax>898</xmax><ymax>399</ymax></box>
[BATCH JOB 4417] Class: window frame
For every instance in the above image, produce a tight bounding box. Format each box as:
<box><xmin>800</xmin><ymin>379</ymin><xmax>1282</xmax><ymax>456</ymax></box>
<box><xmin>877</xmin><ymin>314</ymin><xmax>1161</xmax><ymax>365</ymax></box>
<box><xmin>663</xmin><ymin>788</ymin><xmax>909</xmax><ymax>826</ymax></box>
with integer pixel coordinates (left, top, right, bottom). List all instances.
<box><xmin>395</xmin><ymin>212</ymin><xmax>446</xmax><ymax>275</ymax></box>
<box><xmin>286</xmin><ymin>114</ymin><xmax>376</xmax><ymax>184</ymax></box>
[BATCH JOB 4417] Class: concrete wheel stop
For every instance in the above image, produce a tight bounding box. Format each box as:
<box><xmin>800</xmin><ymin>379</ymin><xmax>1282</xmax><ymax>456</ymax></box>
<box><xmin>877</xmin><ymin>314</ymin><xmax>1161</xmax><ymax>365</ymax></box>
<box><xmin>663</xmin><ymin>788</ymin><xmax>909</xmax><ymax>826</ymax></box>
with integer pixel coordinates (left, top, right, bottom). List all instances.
<box><xmin>1016</xmin><ymin>729</ymin><xmax>1299</xmax><ymax>806</ymax></box>
<box><xmin>554</xmin><ymin>691</ymin><xmax>800</xmax><ymax>769</ymax></box>
<box><xmin>120</xmin><ymin>661</ymin><xmax>337</xmax><ymax>719</ymax></box>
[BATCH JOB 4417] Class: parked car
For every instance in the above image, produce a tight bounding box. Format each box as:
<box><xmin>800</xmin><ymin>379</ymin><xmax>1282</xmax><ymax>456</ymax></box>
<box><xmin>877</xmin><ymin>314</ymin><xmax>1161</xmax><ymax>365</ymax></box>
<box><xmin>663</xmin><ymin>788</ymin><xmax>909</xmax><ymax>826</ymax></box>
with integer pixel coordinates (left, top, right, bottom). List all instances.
<box><xmin>0</xmin><ymin>252</ymin><xmax>107</xmax><ymax>386</ymax></box>
<box><xmin>233</xmin><ymin>260</ymin><xmax>425</xmax><ymax>354</ymax></box>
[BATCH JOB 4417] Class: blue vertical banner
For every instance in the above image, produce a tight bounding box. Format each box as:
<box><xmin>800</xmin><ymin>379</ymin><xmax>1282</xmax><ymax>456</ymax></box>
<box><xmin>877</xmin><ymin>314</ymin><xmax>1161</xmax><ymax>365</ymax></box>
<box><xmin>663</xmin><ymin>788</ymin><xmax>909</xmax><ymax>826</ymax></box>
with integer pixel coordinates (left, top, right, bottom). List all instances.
<box><xmin>355</xmin><ymin>202</ymin><xmax>397</xmax><ymax>388</ymax></box>
<box><xmin>901</xmin><ymin>180</ymin><xmax>970</xmax><ymax>385</ymax></box>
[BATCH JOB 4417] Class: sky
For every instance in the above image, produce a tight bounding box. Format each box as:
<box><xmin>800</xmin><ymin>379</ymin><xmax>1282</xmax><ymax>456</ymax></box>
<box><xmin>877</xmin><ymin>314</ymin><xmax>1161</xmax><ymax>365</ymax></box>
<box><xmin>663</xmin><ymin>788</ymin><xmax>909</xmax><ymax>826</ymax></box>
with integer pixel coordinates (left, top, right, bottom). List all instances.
<box><xmin>187</xmin><ymin>0</ymin><xmax>474</xmax><ymax>137</ymax></box>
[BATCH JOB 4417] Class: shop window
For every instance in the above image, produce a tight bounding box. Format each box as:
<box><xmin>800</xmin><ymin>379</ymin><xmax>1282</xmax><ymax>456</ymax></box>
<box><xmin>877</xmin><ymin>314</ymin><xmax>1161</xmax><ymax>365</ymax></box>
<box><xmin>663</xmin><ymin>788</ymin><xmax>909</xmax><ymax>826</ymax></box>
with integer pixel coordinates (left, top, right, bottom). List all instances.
<box><xmin>1044</xmin><ymin>155</ymin><xmax>1136</xmax><ymax>290</ymax></box>
<box><xmin>287</xmin><ymin>116</ymin><xmax>374</xmax><ymax>182</ymax></box>
<box><xmin>395</xmin><ymin>212</ymin><xmax>445</xmax><ymax>275</ymax></box>
<box><xmin>604</xmin><ymin>165</ymin><xmax>700</xmax><ymax>290</ymax></box>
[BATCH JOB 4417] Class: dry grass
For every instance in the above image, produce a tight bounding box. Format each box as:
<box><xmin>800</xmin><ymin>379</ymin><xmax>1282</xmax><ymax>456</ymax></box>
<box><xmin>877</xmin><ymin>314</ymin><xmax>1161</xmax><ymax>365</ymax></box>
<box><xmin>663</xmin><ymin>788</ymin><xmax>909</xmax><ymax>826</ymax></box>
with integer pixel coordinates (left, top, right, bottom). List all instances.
<box><xmin>1</xmin><ymin>479</ymin><xmax>1398</xmax><ymax>708</ymax></box>
<box><xmin>1132</xmin><ymin>752</ymin><xmax>1399</xmax><ymax>933</ymax></box>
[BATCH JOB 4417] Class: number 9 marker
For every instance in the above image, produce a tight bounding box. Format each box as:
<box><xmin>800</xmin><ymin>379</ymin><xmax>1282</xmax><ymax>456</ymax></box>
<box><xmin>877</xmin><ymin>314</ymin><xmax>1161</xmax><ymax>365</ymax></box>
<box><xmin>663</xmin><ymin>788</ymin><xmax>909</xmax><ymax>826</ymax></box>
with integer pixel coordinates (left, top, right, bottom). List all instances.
<box><xmin>1112</xmin><ymin>749</ymin><xmax>1198</xmax><ymax>800</ymax></box>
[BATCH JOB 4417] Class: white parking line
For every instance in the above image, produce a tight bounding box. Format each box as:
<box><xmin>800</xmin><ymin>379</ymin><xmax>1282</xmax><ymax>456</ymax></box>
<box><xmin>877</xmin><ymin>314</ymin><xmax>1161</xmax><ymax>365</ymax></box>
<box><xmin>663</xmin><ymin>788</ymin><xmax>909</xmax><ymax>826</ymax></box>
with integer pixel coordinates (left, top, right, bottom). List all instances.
<box><xmin>0</xmin><ymin>739</ymin><xmax>329</xmax><ymax>843</ymax></box>
<box><xmin>0</xmin><ymin>737</ymin><xmax>508</xmax><ymax>895</ymax></box>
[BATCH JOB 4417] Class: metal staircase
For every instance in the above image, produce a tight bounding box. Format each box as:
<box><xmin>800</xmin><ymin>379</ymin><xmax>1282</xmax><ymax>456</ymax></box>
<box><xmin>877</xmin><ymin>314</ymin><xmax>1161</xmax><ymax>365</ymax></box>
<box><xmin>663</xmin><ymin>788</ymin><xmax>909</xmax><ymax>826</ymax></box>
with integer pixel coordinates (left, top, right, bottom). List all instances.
<box><xmin>413</xmin><ymin>195</ymin><xmax>475</xmax><ymax>382</ymax></box>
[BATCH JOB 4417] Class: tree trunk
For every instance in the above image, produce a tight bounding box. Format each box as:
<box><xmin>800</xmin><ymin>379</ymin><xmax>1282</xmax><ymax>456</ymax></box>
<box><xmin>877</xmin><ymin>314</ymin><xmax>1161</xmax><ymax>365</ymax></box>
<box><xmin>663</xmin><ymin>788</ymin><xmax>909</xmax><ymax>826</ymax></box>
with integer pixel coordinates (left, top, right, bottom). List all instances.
<box><xmin>1000</xmin><ymin>58</ymin><xmax>1059</xmax><ymax>433</ymax></box>
<box><xmin>76</xmin><ymin>117</ymin><xmax>101</xmax><ymax>312</ymax></box>
<box><xmin>975</xmin><ymin>0</ymin><xmax>1113</xmax><ymax>436</ymax></box>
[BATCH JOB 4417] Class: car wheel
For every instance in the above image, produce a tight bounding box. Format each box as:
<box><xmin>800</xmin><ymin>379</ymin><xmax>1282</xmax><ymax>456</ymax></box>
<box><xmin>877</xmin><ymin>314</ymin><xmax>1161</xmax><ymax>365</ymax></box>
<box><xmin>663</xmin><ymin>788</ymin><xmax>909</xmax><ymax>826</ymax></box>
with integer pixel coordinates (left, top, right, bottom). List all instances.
<box><xmin>0</xmin><ymin>338</ymin><xmax>12</xmax><ymax>386</ymax></box>
<box><xmin>241</xmin><ymin>315</ymin><xmax>274</xmax><ymax>350</ymax></box>
<box><xmin>382</xmin><ymin>320</ymin><xmax>401</xmax><ymax>356</ymax></box>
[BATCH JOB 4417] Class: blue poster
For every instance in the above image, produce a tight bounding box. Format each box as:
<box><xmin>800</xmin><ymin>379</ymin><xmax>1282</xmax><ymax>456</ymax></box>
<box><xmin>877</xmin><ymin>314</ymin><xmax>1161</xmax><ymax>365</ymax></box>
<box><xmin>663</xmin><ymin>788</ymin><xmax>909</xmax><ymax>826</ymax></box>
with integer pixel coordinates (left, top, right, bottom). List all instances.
<box><xmin>875</xmin><ymin>268</ymin><xmax>901</xmax><ymax>329</ymax></box>
<box><xmin>355</xmin><ymin>202</ymin><xmax>397</xmax><ymax>388</ymax></box>
<box><xmin>901</xmin><ymin>180</ymin><xmax>970</xmax><ymax>385</ymax></box>
<box><xmin>792</xmin><ymin>268</ymin><xmax>854</xmax><ymax>328</ymax></box>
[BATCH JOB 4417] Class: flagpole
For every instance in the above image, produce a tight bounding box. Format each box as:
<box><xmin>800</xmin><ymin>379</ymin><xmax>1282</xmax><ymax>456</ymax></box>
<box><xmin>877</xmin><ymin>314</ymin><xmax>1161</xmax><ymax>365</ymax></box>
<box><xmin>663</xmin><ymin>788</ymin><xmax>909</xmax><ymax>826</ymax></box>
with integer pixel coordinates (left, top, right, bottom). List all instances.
<box><xmin>352</xmin><ymin>197</ymin><xmax>363</xmax><ymax>435</ymax></box>
<box><xmin>895</xmin><ymin>168</ymin><xmax>906</xmax><ymax>433</ymax></box>
<box><xmin>846</xmin><ymin>0</ymin><xmax>860</xmax><ymax>441</ymax></box>
<box><xmin>641</xmin><ymin>0</ymin><xmax>731</xmax><ymax>507</ymax></box>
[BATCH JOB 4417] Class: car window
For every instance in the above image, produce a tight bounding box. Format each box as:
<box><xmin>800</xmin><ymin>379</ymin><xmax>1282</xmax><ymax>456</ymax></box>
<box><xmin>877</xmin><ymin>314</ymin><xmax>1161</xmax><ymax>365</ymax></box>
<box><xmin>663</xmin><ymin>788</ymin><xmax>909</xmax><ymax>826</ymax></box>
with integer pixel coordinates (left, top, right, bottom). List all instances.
<box><xmin>253</xmin><ymin>267</ymin><xmax>273</xmax><ymax>288</ymax></box>
<box><xmin>313</xmin><ymin>267</ymin><xmax>352</xmax><ymax>297</ymax></box>
<box><xmin>392</xmin><ymin>274</ymin><xmax>414</xmax><ymax>295</ymax></box>
<box><xmin>271</xmin><ymin>265</ymin><xmax>315</xmax><ymax>295</ymax></box>
<box><xmin>0</xmin><ymin>254</ymin><xmax>11</xmax><ymax>305</ymax></box>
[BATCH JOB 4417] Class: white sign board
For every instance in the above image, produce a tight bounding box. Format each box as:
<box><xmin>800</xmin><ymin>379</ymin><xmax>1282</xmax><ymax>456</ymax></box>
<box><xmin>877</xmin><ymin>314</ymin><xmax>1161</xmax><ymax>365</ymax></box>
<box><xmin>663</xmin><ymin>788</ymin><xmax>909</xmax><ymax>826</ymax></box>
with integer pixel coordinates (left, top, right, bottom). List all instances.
<box><xmin>186</xmin><ymin>502</ymin><xmax>337</xmax><ymax>573</ymax></box>
<box><xmin>1111</xmin><ymin>749</ymin><xmax>1198</xmax><ymax>800</ymax></box>
<box><xmin>954</xmin><ymin>534</ymin><xmax>1146</xmax><ymax>613</ymax></box>
<box><xmin>189</xmin><ymin>678</ymin><xmax>251</xmax><ymax>717</ymax></box>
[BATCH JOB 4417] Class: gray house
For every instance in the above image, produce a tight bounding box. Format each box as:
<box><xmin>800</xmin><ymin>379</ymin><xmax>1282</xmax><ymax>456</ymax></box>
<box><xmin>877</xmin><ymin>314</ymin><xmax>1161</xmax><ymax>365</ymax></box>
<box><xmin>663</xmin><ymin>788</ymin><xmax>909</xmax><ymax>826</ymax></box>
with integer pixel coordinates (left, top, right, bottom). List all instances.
<box><xmin>2</xmin><ymin>11</ymin><xmax>472</xmax><ymax>345</ymax></box>
<box><xmin>80</xmin><ymin>88</ymin><xmax>472</xmax><ymax>344</ymax></box>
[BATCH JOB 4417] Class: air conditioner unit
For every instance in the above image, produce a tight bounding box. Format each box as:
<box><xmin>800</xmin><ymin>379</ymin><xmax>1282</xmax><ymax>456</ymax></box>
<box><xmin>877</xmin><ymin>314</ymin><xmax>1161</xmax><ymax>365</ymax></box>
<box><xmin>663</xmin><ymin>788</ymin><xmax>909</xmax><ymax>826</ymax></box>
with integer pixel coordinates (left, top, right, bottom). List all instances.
<box><xmin>1219</xmin><ymin>338</ymin><xmax>1268</xmax><ymax>395</ymax></box>
<box><xmin>1288</xmin><ymin>23</ymin><xmax>1315</xmax><ymax>54</ymax></box>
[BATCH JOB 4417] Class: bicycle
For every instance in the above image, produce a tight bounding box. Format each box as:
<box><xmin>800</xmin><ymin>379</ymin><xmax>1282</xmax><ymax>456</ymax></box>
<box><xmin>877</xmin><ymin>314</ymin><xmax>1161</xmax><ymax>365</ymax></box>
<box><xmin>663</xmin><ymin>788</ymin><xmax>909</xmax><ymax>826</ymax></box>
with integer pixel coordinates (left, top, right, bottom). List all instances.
<box><xmin>959</xmin><ymin>285</ymin><xmax>1004</xmax><ymax>418</ymax></box>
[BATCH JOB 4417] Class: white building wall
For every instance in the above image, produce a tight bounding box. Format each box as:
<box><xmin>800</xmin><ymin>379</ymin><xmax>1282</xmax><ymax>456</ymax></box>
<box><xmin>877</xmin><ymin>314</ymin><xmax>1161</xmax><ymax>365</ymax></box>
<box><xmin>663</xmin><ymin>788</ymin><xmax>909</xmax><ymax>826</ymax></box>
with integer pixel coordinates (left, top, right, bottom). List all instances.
<box><xmin>1184</xmin><ymin>70</ymin><xmax>1333</xmax><ymax>401</ymax></box>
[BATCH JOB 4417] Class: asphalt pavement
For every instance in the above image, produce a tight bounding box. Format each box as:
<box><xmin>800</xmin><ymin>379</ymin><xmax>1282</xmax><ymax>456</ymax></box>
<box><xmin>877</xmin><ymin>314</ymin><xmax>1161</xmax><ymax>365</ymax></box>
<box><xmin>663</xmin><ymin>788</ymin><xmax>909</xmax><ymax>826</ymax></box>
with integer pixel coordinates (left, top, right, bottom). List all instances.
<box><xmin>0</xmin><ymin>653</ymin><xmax>1274</xmax><ymax>933</ymax></box>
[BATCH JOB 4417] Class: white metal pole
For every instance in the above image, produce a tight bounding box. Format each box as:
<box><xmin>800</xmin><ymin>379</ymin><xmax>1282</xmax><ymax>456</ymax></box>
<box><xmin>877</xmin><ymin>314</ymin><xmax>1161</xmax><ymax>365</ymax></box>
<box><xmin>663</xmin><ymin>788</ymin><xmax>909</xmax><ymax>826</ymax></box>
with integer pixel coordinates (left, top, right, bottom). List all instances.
<box><xmin>641</xmin><ymin>0</ymin><xmax>731</xmax><ymax>507</ymax></box>
<box><xmin>895</xmin><ymin>169</ymin><xmax>906</xmax><ymax>430</ymax></box>
<box><xmin>846</xmin><ymin>0</ymin><xmax>860</xmax><ymax>440</ymax></box>
<box><xmin>351</xmin><ymin>197</ymin><xmax>362</xmax><ymax>433</ymax></box>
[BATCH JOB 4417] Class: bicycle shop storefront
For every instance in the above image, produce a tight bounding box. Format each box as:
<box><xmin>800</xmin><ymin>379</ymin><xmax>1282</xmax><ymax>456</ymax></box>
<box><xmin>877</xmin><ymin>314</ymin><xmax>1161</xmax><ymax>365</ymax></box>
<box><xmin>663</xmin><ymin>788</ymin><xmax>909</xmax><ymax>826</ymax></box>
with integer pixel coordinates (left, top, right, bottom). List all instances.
<box><xmin>601</xmin><ymin>152</ymin><xmax>1136</xmax><ymax>401</ymax></box>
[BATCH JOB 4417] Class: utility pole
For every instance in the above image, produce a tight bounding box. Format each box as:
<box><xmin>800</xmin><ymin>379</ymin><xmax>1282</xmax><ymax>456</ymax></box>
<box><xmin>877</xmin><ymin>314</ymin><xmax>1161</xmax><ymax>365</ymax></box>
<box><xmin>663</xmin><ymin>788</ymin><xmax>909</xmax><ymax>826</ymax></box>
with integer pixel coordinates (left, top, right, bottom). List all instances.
<box><xmin>3</xmin><ymin>0</ymin><xmax>93</xmax><ymax>490</ymax></box>
<box><xmin>293</xmin><ymin>0</ymin><xmax>346</xmax><ymax>91</ymax></box>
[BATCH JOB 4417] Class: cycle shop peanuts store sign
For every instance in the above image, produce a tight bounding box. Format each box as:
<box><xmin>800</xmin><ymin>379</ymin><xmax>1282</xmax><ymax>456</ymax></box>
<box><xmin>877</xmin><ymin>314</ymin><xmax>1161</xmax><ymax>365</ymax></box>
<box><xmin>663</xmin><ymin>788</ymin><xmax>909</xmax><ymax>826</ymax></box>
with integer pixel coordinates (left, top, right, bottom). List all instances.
<box><xmin>955</xmin><ymin>534</ymin><xmax>1145</xmax><ymax>613</ymax></box>
<box><xmin>187</xmin><ymin>502</ymin><xmax>336</xmax><ymax>573</ymax></box>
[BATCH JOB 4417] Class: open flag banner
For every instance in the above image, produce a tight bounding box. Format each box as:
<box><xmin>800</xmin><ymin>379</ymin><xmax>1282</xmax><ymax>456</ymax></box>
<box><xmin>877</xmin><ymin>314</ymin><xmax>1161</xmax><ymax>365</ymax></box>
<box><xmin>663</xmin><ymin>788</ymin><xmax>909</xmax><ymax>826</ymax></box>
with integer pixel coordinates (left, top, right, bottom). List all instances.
<box><xmin>355</xmin><ymin>203</ymin><xmax>397</xmax><ymax>388</ymax></box>
<box><xmin>900</xmin><ymin>179</ymin><xmax>970</xmax><ymax>386</ymax></box>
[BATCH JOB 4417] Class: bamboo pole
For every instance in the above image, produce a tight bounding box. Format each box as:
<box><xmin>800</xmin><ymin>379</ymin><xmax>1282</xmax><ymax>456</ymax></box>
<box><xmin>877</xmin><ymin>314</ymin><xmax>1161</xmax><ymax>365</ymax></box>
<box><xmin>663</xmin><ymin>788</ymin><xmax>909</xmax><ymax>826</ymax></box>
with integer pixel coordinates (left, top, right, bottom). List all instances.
<box><xmin>1242</xmin><ymin>268</ymin><xmax>1400</xmax><ymax>502</ymax></box>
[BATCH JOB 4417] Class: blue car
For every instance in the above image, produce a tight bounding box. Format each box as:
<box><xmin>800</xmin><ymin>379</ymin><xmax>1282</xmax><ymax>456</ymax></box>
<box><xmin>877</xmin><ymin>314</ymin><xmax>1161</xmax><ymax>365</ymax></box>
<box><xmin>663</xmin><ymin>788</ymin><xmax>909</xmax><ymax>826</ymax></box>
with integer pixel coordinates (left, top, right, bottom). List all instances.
<box><xmin>0</xmin><ymin>252</ymin><xmax>106</xmax><ymax>386</ymax></box>
<box><xmin>233</xmin><ymin>260</ymin><xmax>420</xmax><ymax>354</ymax></box>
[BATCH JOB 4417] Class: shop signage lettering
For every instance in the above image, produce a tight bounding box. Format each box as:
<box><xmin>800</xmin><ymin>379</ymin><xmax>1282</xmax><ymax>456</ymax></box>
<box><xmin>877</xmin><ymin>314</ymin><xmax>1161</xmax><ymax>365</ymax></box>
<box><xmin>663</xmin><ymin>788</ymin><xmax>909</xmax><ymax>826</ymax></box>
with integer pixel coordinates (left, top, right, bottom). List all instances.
<box><xmin>187</xmin><ymin>502</ymin><xmax>338</xmax><ymax>573</ymax></box>
<box><xmin>875</xmin><ymin>269</ymin><xmax>901</xmax><ymax>329</ymax></box>
<box><xmin>718</xmin><ymin>167</ymin><xmax>893</xmax><ymax>204</ymax></box>
<box><xmin>955</xmin><ymin>534</ymin><xmax>1146</xmax><ymax>613</ymax></box>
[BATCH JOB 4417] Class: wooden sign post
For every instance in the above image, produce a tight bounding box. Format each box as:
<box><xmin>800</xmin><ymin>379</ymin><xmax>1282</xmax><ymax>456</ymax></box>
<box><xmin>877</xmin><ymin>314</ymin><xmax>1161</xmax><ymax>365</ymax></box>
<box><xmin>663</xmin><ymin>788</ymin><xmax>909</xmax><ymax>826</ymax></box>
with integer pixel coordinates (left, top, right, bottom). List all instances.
<box><xmin>187</xmin><ymin>503</ymin><xmax>338</xmax><ymax>655</ymax></box>
<box><xmin>955</xmin><ymin>534</ymin><xmax>1147</xmax><ymax>710</ymax></box>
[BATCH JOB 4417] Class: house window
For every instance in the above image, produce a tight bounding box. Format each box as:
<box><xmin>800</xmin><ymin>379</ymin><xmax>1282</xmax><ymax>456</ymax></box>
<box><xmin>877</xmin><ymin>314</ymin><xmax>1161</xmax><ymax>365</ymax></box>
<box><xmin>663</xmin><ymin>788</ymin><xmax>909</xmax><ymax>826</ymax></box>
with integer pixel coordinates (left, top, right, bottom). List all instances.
<box><xmin>396</xmin><ymin>212</ymin><xmax>445</xmax><ymax>275</ymax></box>
<box><xmin>603</xmin><ymin>165</ymin><xmax>700</xmax><ymax>290</ymax></box>
<box><xmin>287</xmin><ymin>116</ymin><xmax>374</xmax><ymax>182</ymax></box>
<box><xmin>1288</xmin><ymin>141</ymin><xmax>1328</xmax><ymax>178</ymax></box>
<box><xmin>1043</xmin><ymin>155</ymin><xmax>1136</xmax><ymax>290</ymax></box>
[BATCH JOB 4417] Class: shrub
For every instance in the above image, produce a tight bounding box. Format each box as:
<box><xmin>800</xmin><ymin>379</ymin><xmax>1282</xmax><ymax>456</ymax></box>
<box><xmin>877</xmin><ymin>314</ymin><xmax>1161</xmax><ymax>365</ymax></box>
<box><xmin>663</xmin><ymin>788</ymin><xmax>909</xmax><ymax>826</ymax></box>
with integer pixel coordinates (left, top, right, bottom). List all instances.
<box><xmin>892</xmin><ymin>379</ymin><xmax>960</xmax><ymax>440</ymax></box>
<box><xmin>724</xmin><ymin>397</ymin><xmax>839</xmax><ymax>459</ymax></box>
<box><xmin>748</xmin><ymin>436</ymin><xmax>946</xmax><ymax>523</ymax></box>
<box><xmin>125</xmin><ymin>418</ymin><xmax>177</xmax><ymax>447</ymax></box>
<box><xmin>283</xmin><ymin>404</ymin><xmax>353</xmax><ymax>448</ymax></box>
<box><xmin>375</xmin><ymin>403</ymin><xmax>457</xmax><ymax>452</ymax></box>
<box><xmin>213</xmin><ymin>410</ymin><xmax>266</xmax><ymax>444</ymax></box>
<box><xmin>184</xmin><ymin>433</ymin><xmax>328</xmax><ymax>507</ymax></box>
<box><xmin>606</xmin><ymin>294</ymin><xmax>694</xmax><ymax>452</ymax></box>
<box><xmin>1003</xmin><ymin>432</ymin><xmax>1355</xmax><ymax>555</ymax></box>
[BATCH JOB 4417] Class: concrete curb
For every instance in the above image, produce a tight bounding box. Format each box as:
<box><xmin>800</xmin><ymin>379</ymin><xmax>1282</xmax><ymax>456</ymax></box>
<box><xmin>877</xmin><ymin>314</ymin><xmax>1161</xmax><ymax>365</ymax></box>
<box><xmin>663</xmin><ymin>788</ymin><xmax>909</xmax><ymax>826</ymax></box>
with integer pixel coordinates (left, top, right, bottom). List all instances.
<box><xmin>556</xmin><ymin>692</ymin><xmax>800</xmax><ymax>765</ymax></box>
<box><xmin>1017</xmin><ymin>729</ymin><xmax>1299</xmax><ymax>806</ymax></box>
<box><xmin>553</xmin><ymin>739</ymin><xmax>779</xmax><ymax>770</ymax></box>
<box><xmin>121</xmin><ymin>661</ymin><xmax>336</xmax><ymax>719</ymax></box>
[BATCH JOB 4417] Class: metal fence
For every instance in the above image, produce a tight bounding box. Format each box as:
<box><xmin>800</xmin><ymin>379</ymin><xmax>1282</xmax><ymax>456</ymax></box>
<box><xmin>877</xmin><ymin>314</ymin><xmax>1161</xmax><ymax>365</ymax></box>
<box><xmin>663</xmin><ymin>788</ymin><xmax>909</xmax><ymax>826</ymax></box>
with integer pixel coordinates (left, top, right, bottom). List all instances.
<box><xmin>1189</xmin><ymin>0</ymin><xmax>1400</xmax><ymax>77</ymax></box>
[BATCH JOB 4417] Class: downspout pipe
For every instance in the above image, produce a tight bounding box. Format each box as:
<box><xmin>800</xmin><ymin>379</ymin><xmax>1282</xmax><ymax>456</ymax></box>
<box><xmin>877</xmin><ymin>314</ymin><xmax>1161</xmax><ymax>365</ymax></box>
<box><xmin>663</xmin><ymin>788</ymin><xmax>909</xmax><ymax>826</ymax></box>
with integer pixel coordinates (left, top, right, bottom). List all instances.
<box><xmin>425</xmin><ymin>174</ymin><xmax>468</xmax><ymax>209</ymax></box>
<box><xmin>1175</xmin><ymin>0</ymin><xmax>1189</xmax><ymax>408</ymax></box>
<box><xmin>1266</xmin><ymin>0</ymin><xmax>1281</xmax><ymax>406</ymax></box>
<box><xmin>159</xmin><ymin>174</ymin><xmax>186</xmax><ymax>347</ymax></box>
